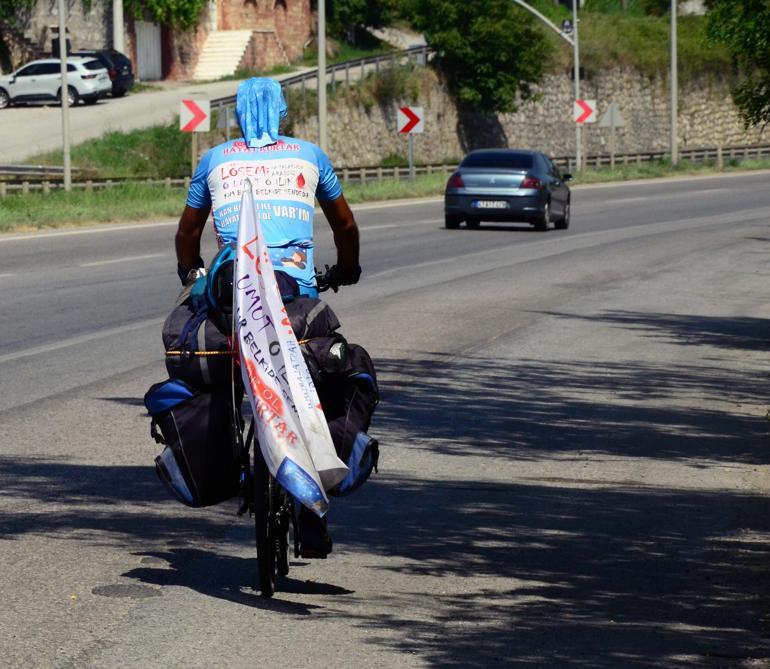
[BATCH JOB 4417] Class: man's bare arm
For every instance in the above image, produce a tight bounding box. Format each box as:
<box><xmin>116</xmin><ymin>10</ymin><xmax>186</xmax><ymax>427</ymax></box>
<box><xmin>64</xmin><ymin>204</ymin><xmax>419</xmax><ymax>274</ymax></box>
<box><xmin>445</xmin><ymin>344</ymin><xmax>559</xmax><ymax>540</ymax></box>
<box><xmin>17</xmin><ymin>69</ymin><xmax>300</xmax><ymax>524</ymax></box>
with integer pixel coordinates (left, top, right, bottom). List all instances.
<box><xmin>175</xmin><ymin>204</ymin><xmax>210</xmax><ymax>271</ymax></box>
<box><xmin>319</xmin><ymin>195</ymin><xmax>359</xmax><ymax>272</ymax></box>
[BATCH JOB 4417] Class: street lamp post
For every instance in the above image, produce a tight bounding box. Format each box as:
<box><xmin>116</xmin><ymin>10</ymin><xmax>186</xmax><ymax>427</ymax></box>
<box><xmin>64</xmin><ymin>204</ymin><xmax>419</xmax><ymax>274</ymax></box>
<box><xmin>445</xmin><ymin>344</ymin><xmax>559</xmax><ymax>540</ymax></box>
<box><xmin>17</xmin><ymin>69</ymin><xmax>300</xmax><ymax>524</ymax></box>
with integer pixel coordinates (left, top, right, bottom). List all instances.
<box><xmin>57</xmin><ymin>0</ymin><xmax>71</xmax><ymax>192</ymax></box>
<box><xmin>112</xmin><ymin>0</ymin><xmax>124</xmax><ymax>53</ymax></box>
<box><xmin>572</xmin><ymin>0</ymin><xmax>582</xmax><ymax>171</ymax></box>
<box><xmin>318</xmin><ymin>0</ymin><xmax>327</xmax><ymax>152</ymax></box>
<box><xmin>670</xmin><ymin>0</ymin><xmax>678</xmax><ymax>165</ymax></box>
<box><xmin>510</xmin><ymin>0</ymin><xmax>580</xmax><ymax>172</ymax></box>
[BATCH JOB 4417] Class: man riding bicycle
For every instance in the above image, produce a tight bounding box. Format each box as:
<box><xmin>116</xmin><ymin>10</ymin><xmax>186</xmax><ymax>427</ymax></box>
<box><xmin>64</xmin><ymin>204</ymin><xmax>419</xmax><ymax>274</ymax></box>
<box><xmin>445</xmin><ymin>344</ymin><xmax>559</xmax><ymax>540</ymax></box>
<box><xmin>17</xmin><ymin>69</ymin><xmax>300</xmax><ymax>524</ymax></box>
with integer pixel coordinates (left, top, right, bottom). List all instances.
<box><xmin>174</xmin><ymin>77</ymin><xmax>362</xmax><ymax>558</ymax></box>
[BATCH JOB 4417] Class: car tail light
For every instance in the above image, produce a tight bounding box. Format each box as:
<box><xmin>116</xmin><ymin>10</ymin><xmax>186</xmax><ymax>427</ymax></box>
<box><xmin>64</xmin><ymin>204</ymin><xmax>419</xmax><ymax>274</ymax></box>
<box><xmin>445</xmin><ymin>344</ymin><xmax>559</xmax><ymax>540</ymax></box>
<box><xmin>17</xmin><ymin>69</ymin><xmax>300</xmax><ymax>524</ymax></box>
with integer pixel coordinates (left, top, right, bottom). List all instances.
<box><xmin>520</xmin><ymin>175</ymin><xmax>541</xmax><ymax>189</ymax></box>
<box><xmin>446</xmin><ymin>174</ymin><xmax>465</xmax><ymax>189</ymax></box>
<box><xmin>108</xmin><ymin>68</ymin><xmax>117</xmax><ymax>80</ymax></box>
<box><xmin>81</xmin><ymin>73</ymin><xmax>97</xmax><ymax>80</ymax></box>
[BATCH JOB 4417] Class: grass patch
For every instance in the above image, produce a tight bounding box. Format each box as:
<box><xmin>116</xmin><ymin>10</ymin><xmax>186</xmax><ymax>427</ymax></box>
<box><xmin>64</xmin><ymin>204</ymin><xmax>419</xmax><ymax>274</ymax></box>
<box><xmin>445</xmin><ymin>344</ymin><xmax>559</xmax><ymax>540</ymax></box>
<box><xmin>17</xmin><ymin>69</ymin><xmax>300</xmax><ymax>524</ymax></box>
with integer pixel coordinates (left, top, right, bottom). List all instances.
<box><xmin>571</xmin><ymin>157</ymin><xmax>770</xmax><ymax>183</ymax></box>
<box><xmin>25</xmin><ymin>122</ymin><xmax>191</xmax><ymax>179</ymax></box>
<box><xmin>528</xmin><ymin>1</ymin><xmax>731</xmax><ymax>82</ymax></box>
<box><xmin>0</xmin><ymin>183</ymin><xmax>184</xmax><ymax>232</ymax></box>
<box><xmin>342</xmin><ymin>172</ymin><xmax>448</xmax><ymax>204</ymax></box>
<box><xmin>300</xmin><ymin>40</ymin><xmax>395</xmax><ymax>68</ymax></box>
<box><xmin>129</xmin><ymin>82</ymin><xmax>163</xmax><ymax>93</ymax></box>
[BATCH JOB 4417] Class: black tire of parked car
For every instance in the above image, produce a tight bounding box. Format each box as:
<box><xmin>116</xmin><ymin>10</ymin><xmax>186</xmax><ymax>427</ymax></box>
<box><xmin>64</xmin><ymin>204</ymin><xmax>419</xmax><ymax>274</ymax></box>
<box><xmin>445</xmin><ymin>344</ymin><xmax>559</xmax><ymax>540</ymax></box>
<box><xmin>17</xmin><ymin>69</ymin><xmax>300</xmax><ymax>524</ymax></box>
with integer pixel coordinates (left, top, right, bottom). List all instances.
<box><xmin>534</xmin><ymin>201</ymin><xmax>550</xmax><ymax>232</ymax></box>
<box><xmin>555</xmin><ymin>198</ymin><xmax>570</xmax><ymax>230</ymax></box>
<box><xmin>445</xmin><ymin>214</ymin><xmax>462</xmax><ymax>229</ymax></box>
<box><xmin>57</xmin><ymin>86</ymin><xmax>79</xmax><ymax>107</ymax></box>
<box><xmin>0</xmin><ymin>88</ymin><xmax>9</xmax><ymax>109</ymax></box>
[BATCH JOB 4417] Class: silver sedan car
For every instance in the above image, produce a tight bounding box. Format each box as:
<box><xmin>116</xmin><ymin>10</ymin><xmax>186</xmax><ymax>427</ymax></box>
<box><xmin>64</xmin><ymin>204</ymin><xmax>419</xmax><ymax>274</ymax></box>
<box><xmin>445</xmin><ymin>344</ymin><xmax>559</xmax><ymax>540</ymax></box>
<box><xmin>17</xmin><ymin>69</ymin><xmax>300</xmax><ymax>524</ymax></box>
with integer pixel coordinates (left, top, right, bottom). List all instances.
<box><xmin>444</xmin><ymin>149</ymin><xmax>572</xmax><ymax>231</ymax></box>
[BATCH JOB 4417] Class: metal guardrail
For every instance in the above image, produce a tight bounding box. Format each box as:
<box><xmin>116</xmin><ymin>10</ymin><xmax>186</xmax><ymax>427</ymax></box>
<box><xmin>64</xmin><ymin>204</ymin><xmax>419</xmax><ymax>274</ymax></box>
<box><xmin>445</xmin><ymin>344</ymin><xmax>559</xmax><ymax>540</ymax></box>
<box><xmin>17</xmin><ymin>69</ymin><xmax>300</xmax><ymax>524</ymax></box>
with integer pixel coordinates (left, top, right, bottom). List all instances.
<box><xmin>209</xmin><ymin>45</ymin><xmax>431</xmax><ymax>111</ymax></box>
<box><xmin>0</xmin><ymin>164</ymin><xmax>81</xmax><ymax>176</ymax></box>
<box><xmin>1</xmin><ymin>143</ymin><xmax>769</xmax><ymax>195</ymax></box>
<box><xmin>554</xmin><ymin>144</ymin><xmax>770</xmax><ymax>172</ymax></box>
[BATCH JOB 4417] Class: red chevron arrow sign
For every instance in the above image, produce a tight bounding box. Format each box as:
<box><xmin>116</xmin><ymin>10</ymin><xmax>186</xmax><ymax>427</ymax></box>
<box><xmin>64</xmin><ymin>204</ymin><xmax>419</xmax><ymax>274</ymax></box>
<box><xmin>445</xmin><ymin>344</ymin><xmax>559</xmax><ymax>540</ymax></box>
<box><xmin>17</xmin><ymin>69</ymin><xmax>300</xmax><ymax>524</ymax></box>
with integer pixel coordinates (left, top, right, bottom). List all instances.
<box><xmin>398</xmin><ymin>106</ymin><xmax>424</xmax><ymax>134</ymax></box>
<box><xmin>573</xmin><ymin>99</ymin><xmax>597</xmax><ymax>124</ymax></box>
<box><xmin>180</xmin><ymin>99</ymin><xmax>210</xmax><ymax>133</ymax></box>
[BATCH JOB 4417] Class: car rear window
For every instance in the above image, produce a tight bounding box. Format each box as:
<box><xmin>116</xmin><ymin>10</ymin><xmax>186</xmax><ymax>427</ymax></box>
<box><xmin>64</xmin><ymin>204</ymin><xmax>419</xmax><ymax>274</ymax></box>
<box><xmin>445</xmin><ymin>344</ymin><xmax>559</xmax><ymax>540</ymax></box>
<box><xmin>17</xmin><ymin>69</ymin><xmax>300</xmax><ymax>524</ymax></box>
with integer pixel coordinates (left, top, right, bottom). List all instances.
<box><xmin>461</xmin><ymin>152</ymin><xmax>535</xmax><ymax>169</ymax></box>
<box><xmin>83</xmin><ymin>59</ymin><xmax>104</xmax><ymax>71</ymax></box>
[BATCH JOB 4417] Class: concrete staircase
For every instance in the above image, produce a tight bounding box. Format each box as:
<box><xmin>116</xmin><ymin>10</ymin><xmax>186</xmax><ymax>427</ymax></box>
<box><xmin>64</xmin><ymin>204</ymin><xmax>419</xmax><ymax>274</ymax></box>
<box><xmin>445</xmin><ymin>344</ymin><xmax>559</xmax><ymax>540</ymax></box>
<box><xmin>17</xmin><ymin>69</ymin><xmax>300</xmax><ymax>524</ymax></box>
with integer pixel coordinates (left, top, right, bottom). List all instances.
<box><xmin>193</xmin><ymin>30</ymin><xmax>253</xmax><ymax>81</ymax></box>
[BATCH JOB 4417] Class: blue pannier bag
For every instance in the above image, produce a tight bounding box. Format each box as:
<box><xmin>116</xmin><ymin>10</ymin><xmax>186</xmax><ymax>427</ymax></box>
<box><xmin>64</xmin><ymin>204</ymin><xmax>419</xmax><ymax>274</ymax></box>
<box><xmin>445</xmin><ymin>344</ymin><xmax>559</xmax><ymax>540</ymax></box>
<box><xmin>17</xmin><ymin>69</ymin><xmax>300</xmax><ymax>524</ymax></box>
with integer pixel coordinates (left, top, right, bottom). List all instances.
<box><xmin>144</xmin><ymin>379</ymin><xmax>239</xmax><ymax>507</ymax></box>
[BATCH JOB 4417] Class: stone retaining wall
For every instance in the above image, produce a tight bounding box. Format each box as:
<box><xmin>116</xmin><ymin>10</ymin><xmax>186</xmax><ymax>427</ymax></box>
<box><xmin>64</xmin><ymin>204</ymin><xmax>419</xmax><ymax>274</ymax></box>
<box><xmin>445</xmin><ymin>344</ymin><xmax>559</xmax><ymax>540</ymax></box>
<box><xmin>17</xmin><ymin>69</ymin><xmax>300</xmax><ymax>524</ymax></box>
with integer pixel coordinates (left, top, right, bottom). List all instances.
<box><xmin>290</xmin><ymin>67</ymin><xmax>768</xmax><ymax>168</ymax></box>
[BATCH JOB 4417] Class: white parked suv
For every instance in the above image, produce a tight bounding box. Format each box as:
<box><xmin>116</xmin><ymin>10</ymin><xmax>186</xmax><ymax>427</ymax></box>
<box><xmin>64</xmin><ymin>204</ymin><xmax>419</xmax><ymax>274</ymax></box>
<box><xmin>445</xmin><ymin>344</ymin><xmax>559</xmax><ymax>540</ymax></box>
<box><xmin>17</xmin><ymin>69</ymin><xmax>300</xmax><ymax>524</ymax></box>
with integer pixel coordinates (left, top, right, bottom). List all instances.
<box><xmin>0</xmin><ymin>57</ymin><xmax>112</xmax><ymax>108</ymax></box>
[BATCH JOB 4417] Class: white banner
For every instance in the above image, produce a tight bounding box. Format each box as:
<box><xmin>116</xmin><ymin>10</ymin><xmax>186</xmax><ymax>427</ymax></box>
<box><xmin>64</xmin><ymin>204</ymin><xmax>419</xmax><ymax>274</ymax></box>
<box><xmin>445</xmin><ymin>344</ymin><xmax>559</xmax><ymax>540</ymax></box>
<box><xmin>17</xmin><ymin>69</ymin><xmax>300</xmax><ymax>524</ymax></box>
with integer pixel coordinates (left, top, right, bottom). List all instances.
<box><xmin>235</xmin><ymin>183</ymin><xmax>347</xmax><ymax>516</ymax></box>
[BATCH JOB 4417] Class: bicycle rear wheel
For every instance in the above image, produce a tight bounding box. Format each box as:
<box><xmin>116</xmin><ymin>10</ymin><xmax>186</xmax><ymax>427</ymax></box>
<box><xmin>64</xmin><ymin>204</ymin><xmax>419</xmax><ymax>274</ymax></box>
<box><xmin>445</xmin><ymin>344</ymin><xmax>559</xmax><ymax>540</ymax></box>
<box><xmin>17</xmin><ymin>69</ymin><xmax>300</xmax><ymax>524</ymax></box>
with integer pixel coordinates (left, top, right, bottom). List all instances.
<box><xmin>253</xmin><ymin>450</ymin><xmax>276</xmax><ymax>597</ymax></box>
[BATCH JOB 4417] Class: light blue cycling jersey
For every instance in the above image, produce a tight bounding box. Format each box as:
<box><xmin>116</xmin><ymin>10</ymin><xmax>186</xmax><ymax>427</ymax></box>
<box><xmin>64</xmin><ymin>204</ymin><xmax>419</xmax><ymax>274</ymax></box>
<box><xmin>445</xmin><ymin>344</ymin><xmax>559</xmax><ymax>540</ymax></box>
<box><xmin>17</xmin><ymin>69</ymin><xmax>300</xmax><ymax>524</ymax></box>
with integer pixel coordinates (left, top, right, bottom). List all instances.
<box><xmin>186</xmin><ymin>135</ymin><xmax>343</xmax><ymax>296</ymax></box>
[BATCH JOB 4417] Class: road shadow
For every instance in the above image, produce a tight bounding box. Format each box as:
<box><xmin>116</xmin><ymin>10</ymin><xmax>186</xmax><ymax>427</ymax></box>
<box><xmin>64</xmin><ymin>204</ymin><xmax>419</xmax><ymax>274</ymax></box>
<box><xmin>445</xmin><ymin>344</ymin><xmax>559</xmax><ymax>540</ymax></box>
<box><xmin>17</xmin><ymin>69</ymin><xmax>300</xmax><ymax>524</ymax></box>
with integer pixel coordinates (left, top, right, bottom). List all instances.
<box><xmin>541</xmin><ymin>310</ymin><xmax>770</xmax><ymax>352</ymax></box>
<box><xmin>331</xmin><ymin>475</ymin><xmax>770</xmax><ymax>667</ymax></box>
<box><xmin>371</xmin><ymin>351</ymin><xmax>770</xmax><ymax>465</ymax></box>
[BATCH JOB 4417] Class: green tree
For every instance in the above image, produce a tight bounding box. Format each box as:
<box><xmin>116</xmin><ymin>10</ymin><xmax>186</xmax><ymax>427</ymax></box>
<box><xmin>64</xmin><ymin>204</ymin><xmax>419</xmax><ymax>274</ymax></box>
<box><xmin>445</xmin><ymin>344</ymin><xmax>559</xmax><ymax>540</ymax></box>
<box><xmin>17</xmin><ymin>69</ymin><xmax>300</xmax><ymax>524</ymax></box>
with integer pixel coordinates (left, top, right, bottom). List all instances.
<box><xmin>707</xmin><ymin>0</ymin><xmax>770</xmax><ymax>127</ymax></box>
<box><xmin>405</xmin><ymin>0</ymin><xmax>551</xmax><ymax>113</ymax></box>
<box><xmin>327</xmin><ymin>0</ymin><xmax>399</xmax><ymax>38</ymax></box>
<box><xmin>124</xmin><ymin>0</ymin><xmax>207</xmax><ymax>30</ymax></box>
<box><xmin>0</xmin><ymin>0</ymin><xmax>36</xmax><ymax>26</ymax></box>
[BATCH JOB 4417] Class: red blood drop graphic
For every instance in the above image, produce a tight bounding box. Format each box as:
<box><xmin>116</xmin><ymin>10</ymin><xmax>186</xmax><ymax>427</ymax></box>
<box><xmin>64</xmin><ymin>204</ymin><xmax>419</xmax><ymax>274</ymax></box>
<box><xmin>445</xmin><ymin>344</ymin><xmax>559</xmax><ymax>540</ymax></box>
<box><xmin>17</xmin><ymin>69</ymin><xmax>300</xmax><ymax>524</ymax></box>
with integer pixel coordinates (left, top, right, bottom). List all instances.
<box><xmin>297</xmin><ymin>173</ymin><xmax>306</xmax><ymax>189</ymax></box>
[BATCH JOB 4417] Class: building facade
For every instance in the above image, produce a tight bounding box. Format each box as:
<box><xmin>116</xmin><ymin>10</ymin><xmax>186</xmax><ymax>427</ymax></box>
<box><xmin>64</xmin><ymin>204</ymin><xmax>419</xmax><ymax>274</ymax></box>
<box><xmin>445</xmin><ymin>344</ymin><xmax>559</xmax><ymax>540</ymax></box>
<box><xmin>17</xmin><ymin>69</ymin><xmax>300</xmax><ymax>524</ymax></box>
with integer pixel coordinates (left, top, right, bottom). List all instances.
<box><xmin>3</xmin><ymin>0</ymin><xmax>313</xmax><ymax>81</ymax></box>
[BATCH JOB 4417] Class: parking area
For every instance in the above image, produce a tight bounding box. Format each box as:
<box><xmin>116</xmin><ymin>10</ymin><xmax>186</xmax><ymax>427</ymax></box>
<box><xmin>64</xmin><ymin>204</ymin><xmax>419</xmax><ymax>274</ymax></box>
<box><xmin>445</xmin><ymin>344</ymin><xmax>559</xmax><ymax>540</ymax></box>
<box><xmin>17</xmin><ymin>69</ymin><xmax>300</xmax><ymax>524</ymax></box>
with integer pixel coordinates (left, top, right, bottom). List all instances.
<box><xmin>0</xmin><ymin>78</ymin><xmax>241</xmax><ymax>163</ymax></box>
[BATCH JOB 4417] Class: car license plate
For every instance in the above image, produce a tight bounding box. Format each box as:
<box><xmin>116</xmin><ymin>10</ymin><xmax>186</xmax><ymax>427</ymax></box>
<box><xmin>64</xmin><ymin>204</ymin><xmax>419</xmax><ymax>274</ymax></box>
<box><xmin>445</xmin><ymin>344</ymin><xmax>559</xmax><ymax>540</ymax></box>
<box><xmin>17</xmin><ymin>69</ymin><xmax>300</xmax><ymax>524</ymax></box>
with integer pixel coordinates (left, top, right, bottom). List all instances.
<box><xmin>472</xmin><ymin>200</ymin><xmax>508</xmax><ymax>209</ymax></box>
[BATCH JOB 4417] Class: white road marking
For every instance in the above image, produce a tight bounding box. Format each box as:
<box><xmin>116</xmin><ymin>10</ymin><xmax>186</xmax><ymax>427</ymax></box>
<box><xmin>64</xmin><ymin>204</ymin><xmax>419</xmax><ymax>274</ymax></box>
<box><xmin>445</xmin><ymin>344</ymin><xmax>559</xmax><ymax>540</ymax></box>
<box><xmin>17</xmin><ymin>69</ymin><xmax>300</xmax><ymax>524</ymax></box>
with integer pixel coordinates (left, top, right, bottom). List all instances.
<box><xmin>80</xmin><ymin>253</ymin><xmax>166</xmax><ymax>267</ymax></box>
<box><xmin>363</xmin><ymin>218</ymin><xmax>441</xmax><ymax>231</ymax></box>
<box><xmin>0</xmin><ymin>220</ymin><xmax>177</xmax><ymax>243</ymax></box>
<box><xmin>0</xmin><ymin>317</ymin><xmax>164</xmax><ymax>365</ymax></box>
<box><xmin>600</xmin><ymin>188</ymin><xmax>731</xmax><ymax>205</ymax></box>
<box><xmin>0</xmin><ymin>273</ymin><xmax>16</xmax><ymax>278</ymax></box>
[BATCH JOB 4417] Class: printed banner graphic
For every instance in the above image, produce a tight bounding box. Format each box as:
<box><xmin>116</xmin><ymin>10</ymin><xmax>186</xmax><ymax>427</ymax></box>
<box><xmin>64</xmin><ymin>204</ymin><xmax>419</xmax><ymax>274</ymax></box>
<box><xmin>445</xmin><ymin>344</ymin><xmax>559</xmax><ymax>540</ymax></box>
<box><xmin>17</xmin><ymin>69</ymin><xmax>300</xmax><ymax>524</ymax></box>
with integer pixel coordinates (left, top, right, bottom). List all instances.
<box><xmin>235</xmin><ymin>183</ymin><xmax>347</xmax><ymax>516</ymax></box>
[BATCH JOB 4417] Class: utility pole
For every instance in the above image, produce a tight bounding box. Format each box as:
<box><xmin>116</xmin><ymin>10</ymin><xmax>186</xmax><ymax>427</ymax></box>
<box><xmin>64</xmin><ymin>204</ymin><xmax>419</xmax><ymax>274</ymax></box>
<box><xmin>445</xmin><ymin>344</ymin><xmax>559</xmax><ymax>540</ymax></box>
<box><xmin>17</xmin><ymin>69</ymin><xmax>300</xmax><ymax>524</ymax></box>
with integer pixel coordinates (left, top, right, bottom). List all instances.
<box><xmin>318</xmin><ymin>0</ymin><xmax>327</xmax><ymax>152</ymax></box>
<box><xmin>573</xmin><ymin>0</ymin><xmax>582</xmax><ymax>171</ymax></box>
<box><xmin>112</xmin><ymin>0</ymin><xmax>124</xmax><ymax>52</ymax></box>
<box><xmin>509</xmin><ymin>1</ymin><xmax>578</xmax><ymax>168</ymax></box>
<box><xmin>670</xmin><ymin>0</ymin><xmax>678</xmax><ymax>165</ymax></box>
<box><xmin>58</xmin><ymin>0</ymin><xmax>71</xmax><ymax>192</ymax></box>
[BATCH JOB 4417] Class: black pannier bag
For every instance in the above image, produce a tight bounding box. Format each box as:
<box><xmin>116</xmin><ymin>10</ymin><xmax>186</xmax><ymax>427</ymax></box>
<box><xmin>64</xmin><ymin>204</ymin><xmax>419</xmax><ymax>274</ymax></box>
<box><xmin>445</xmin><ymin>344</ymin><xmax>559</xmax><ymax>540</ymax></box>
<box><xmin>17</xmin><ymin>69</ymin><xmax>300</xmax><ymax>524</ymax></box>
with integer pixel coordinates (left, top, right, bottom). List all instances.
<box><xmin>144</xmin><ymin>379</ymin><xmax>239</xmax><ymax>507</ymax></box>
<box><xmin>162</xmin><ymin>302</ymin><xmax>232</xmax><ymax>389</ymax></box>
<box><xmin>286</xmin><ymin>298</ymin><xmax>380</xmax><ymax>496</ymax></box>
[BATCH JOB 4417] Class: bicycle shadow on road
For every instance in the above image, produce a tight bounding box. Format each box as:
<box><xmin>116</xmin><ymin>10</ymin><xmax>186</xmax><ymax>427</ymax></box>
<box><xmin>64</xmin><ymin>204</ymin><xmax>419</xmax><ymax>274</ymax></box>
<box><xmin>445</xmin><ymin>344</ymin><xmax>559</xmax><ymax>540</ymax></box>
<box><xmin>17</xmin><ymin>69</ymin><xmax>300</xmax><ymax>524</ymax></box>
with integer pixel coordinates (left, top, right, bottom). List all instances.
<box><xmin>124</xmin><ymin>548</ymin><xmax>350</xmax><ymax>613</ymax></box>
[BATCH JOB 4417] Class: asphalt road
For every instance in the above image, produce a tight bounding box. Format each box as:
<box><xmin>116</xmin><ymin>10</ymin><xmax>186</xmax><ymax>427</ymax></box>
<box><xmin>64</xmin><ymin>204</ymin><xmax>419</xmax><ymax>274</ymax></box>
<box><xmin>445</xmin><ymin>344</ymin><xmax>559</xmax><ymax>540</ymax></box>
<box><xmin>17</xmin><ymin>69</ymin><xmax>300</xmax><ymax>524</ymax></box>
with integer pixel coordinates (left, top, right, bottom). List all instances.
<box><xmin>2</xmin><ymin>172</ymin><xmax>770</xmax><ymax>667</ymax></box>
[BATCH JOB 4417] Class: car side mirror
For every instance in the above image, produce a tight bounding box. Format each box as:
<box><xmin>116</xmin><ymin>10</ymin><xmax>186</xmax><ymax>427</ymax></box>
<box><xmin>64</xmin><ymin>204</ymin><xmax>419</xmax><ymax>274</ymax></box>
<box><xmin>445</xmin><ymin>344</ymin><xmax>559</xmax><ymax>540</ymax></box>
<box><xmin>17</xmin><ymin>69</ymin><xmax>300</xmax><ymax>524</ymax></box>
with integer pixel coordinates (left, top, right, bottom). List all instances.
<box><xmin>9</xmin><ymin>76</ymin><xmax>16</xmax><ymax>84</ymax></box>
<box><xmin>562</xmin><ymin>174</ymin><xmax>573</xmax><ymax>182</ymax></box>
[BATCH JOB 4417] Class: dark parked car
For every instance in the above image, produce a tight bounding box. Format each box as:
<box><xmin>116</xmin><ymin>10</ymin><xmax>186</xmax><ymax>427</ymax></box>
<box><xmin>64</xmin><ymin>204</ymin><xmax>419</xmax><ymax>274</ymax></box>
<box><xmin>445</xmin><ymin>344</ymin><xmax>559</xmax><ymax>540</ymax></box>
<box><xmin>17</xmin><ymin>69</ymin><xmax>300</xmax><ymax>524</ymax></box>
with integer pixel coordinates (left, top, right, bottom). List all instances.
<box><xmin>444</xmin><ymin>149</ymin><xmax>572</xmax><ymax>231</ymax></box>
<box><xmin>71</xmin><ymin>48</ymin><xmax>134</xmax><ymax>97</ymax></box>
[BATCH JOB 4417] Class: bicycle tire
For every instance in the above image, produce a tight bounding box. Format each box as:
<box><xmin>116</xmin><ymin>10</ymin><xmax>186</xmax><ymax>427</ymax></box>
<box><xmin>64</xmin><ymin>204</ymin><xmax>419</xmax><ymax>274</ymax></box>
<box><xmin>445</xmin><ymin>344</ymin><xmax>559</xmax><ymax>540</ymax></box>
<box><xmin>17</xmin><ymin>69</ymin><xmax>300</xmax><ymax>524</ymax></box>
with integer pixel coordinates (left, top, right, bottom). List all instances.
<box><xmin>253</xmin><ymin>451</ymin><xmax>276</xmax><ymax>598</ymax></box>
<box><xmin>275</xmin><ymin>485</ymin><xmax>290</xmax><ymax>576</ymax></box>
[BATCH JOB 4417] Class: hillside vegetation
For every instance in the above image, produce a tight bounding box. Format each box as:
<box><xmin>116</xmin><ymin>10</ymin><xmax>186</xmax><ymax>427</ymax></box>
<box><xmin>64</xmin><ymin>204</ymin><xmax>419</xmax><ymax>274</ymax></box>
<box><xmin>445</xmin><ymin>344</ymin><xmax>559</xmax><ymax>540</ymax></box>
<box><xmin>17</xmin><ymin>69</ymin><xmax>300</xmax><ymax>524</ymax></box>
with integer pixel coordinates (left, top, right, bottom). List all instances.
<box><xmin>527</xmin><ymin>0</ymin><xmax>732</xmax><ymax>81</ymax></box>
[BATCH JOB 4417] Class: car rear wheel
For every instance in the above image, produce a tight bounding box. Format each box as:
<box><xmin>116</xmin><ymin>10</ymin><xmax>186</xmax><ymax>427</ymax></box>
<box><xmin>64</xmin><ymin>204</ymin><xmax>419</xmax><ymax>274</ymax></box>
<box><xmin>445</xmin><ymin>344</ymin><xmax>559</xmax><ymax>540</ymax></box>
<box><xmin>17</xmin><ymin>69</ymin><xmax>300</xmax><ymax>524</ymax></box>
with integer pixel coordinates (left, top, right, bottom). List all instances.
<box><xmin>534</xmin><ymin>201</ymin><xmax>550</xmax><ymax>231</ymax></box>
<box><xmin>466</xmin><ymin>217</ymin><xmax>480</xmax><ymax>229</ymax></box>
<box><xmin>445</xmin><ymin>214</ymin><xmax>462</xmax><ymax>229</ymax></box>
<box><xmin>555</xmin><ymin>198</ymin><xmax>570</xmax><ymax>230</ymax></box>
<box><xmin>57</xmin><ymin>86</ymin><xmax>79</xmax><ymax>107</ymax></box>
<box><xmin>0</xmin><ymin>88</ymin><xmax>9</xmax><ymax>109</ymax></box>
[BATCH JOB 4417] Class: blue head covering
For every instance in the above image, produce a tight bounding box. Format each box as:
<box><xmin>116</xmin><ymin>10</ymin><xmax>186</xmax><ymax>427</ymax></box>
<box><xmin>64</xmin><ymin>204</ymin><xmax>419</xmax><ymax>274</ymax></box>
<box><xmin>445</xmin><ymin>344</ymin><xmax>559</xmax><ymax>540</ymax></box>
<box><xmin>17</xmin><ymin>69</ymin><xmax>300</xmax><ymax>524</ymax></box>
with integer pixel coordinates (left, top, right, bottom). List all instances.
<box><xmin>235</xmin><ymin>77</ymin><xmax>288</xmax><ymax>148</ymax></box>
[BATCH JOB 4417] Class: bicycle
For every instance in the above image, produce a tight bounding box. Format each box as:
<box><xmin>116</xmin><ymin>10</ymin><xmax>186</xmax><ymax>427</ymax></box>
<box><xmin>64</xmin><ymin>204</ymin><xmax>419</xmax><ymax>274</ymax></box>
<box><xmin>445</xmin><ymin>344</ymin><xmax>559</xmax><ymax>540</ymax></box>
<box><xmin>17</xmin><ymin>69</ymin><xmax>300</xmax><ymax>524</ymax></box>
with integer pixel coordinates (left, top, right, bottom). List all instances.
<box><xmin>227</xmin><ymin>265</ymin><xmax>339</xmax><ymax>598</ymax></box>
